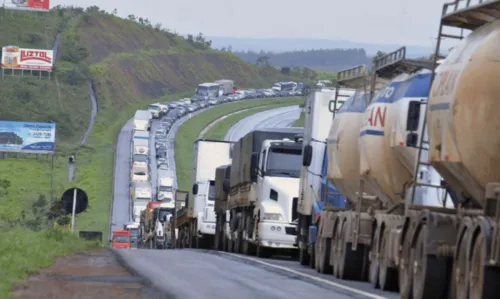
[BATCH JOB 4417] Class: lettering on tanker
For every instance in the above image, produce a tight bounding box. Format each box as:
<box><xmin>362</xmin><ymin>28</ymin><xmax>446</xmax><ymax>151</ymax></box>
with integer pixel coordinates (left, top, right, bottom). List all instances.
<box><xmin>430</xmin><ymin>69</ymin><xmax>459</xmax><ymax>98</ymax></box>
<box><xmin>367</xmin><ymin>106</ymin><xmax>387</xmax><ymax>127</ymax></box>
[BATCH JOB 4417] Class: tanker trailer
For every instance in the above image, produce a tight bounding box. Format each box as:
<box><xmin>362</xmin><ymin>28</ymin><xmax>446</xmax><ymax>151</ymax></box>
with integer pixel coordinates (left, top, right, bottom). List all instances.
<box><xmin>314</xmin><ymin>64</ymin><xmax>383</xmax><ymax>277</ymax></box>
<box><xmin>401</xmin><ymin>2</ymin><xmax>500</xmax><ymax>299</ymax></box>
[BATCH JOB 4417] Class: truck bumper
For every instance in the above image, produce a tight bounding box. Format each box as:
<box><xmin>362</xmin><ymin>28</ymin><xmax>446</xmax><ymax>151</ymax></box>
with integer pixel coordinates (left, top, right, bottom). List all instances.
<box><xmin>198</xmin><ymin>221</ymin><xmax>216</xmax><ymax>235</ymax></box>
<box><xmin>258</xmin><ymin>222</ymin><xmax>297</xmax><ymax>249</ymax></box>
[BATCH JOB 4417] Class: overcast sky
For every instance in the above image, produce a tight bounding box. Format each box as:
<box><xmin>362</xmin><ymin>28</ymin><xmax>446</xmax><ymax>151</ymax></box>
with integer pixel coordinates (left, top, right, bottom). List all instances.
<box><xmin>52</xmin><ymin>0</ymin><xmax>451</xmax><ymax>47</ymax></box>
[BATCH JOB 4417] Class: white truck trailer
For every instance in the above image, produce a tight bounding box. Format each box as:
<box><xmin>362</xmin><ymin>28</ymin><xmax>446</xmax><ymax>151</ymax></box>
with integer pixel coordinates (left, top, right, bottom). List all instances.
<box><xmin>295</xmin><ymin>88</ymin><xmax>355</xmax><ymax>265</ymax></box>
<box><xmin>157</xmin><ymin>175</ymin><xmax>174</xmax><ymax>202</ymax></box>
<box><xmin>173</xmin><ymin>139</ymin><xmax>233</xmax><ymax>248</ymax></box>
<box><xmin>133</xmin><ymin>110</ymin><xmax>152</xmax><ymax>131</ymax></box>
<box><xmin>214</xmin><ymin>79</ymin><xmax>234</xmax><ymax>95</ymax></box>
<box><xmin>130</xmin><ymin>181</ymin><xmax>153</xmax><ymax>223</ymax></box>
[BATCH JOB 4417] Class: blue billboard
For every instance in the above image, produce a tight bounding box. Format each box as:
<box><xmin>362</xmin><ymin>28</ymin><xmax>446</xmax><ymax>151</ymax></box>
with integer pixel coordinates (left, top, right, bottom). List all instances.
<box><xmin>0</xmin><ymin>120</ymin><xmax>55</xmax><ymax>154</ymax></box>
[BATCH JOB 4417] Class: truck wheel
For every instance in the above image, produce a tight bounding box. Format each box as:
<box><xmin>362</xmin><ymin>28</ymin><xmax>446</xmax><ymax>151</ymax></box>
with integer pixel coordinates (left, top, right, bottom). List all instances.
<box><xmin>399</xmin><ymin>231</ymin><xmax>414</xmax><ymax>299</ymax></box>
<box><xmin>256</xmin><ymin>244</ymin><xmax>270</xmax><ymax>258</ymax></box>
<box><xmin>308</xmin><ymin>243</ymin><xmax>315</xmax><ymax>269</ymax></box>
<box><xmin>469</xmin><ymin>232</ymin><xmax>496</xmax><ymax>299</ymax></box>
<box><xmin>369</xmin><ymin>231</ymin><xmax>380</xmax><ymax>288</ymax></box>
<box><xmin>317</xmin><ymin>237</ymin><xmax>332</xmax><ymax>274</ymax></box>
<box><xmin>379</xmin><ymin>229</ymin><xmax>398</xmax><ymax>291</ymax></box>
<box><xmin>412</xmin><ymin>226</ymin><xmax>448</xmax><ymax>299</ymax></box>
<box><xmin>338</xmin><ymin>224</ymin><xmax>364</xmax><ymax>281</ymax></box>
<box><xmin>299</xmin><ymin>246</ymin><xmax>309</xmax><ymax>266</ymax></box>
<box><xmin>453</xmin><ymin>231</ymin><xmax>469</xmax><ymax>299</ymax></box>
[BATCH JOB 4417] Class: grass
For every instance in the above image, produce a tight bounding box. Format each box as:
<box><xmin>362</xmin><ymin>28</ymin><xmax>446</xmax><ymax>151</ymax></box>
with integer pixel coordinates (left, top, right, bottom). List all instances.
<box><xmin>293</xmin><ymin>111</ymin><xmax>305</xmax><ymax>127</ymax></box>
<box><xmin>175</xmin><ymin>97</ymin><xmax>303</xmax><ymax>191</ymax></box>
<box><xmin>0</xmin><ymin>228</ymin><xmax>97</xmax><ymax>298</ymax></box>
<box><xmin>203</xmin><ymin>104</ymin><xmax>301</xmax><ymax>140</ymax></box>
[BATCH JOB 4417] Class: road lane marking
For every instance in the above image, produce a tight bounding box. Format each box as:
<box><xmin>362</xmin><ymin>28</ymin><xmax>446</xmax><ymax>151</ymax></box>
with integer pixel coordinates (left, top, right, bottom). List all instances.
<box><xmin>225</xmin><ymin>253</ymin><xmax>389</xmax><ymax>299</ymax></box>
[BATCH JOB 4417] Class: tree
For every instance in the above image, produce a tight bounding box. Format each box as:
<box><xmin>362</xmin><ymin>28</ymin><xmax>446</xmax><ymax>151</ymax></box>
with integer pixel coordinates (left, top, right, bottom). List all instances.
<box><xmin>256</xmin><ymin>56</ymin><xmax>270</xmax><ymax>67</ymax></box>
<box><xmin>154</xmin><ymin>23</ymin><xmax>162</xmax><ymax>31</ymax></box>
<box><xmin>112</xmin><ymin>8</ymin><xmax>117</xmax><ymax>15</ymax></box>
<box><xmin>374</xmin><ymin>51</ymin><xmax>386</xmax><ymax>59</ymax></box>
<box><xmin>127</xmin><ymin>14</ymin><xmax>136</xmax><ymax>21</ymax></box>
<box><xmin>281</xmin><ymin>67</ymin><xmax>291</xmax><ymax>75</ymax></box>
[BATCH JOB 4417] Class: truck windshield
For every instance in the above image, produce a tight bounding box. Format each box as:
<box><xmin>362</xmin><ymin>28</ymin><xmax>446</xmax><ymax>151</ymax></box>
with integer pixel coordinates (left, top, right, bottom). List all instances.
<box><xmin>148</xmin><ymin>105</ymin><xmax>160</xmax><ymax>111</ymax></box>
<box><xmin>196</xmin><ymin>86</ymin><xmax>209</xmax><ymax>95</ymax></box>
<box><xmin>208</xmin><ymin>181</ymin><xmax>215</xmax><ymax>201</ymax></box>
<box><xmin>129</xmin><ymin>229</ymin><xmax>138</xmax><ymax>237</ymax></box>
<box><xmin>266</xmin><ymin>148</ymin><xmax>302</xmax><ymax>178</ymax></box>
<box><xmin>134</xmin><ymin>154</ymin><xmax>147</xmax><ymax>162</ymax></box>
<box><xmin>159</xmin><ymin>186</ymin><xmax>173</xmax><ymax>192</ymax></box>
<box><xmin>113</xmin><ymin>235</ymin><xmax>130</xmax><ymax>243</ymax></box>
<box><xmin>159</xmin><ymin>208</ymin><xmax>174</xmax><ymax>222</ymax></box>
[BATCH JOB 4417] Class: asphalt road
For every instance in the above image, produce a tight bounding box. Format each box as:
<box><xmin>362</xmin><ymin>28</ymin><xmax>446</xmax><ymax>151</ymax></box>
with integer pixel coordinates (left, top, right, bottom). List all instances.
<box><xmin>110</xmin><ymin>99</ymin><xmax>397</xmax><ymax>299</ymax></box>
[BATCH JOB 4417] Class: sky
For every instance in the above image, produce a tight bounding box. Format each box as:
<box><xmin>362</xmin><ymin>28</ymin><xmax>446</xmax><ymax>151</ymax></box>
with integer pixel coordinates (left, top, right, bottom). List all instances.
<box><xmin>51</xmin><ymin>0</ymin><xmax>454</xmax><ymax>47</ymax></box>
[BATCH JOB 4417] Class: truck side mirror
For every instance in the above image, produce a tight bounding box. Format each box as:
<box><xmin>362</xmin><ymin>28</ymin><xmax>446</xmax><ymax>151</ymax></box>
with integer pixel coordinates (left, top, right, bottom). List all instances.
<box><xmin>302</xmin><ymin>145</ymin><xmax>313</xmax><ymax>166</ymax></box>
<box><xmin>406</xmin><ymin>101</ymin><xmax>421</xmax><ymax>131</ymax></box>
<box><xmin>250</xmin><ymin>153</ymin><xmax>259</xmax><ymax>179</ymax></box>
<box><xmin>185</xmin><ymin>192</ymin><xmax>189</xmax><ymax>207</ymax></box>
<box><xmin>406</xmin><ymin>132</ymin><xmax>418</xmax><ymax>147</ymax></box>
<box><xmin>223</xmin><ymin>179</ymin><xmax>230</xmax><ymax>193</ymax></box>
<box><xmin>192</xmin><ymin>184</ymin><xmax>198</xmax><ymax>195</ymax></box>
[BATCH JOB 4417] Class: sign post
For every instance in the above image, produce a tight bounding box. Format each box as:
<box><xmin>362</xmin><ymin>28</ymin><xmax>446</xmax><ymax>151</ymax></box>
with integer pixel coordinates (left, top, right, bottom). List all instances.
<box><xmin>71</xmin><ymin>188</ymin><xmax>77</xmax><ymax>233</ymax></box>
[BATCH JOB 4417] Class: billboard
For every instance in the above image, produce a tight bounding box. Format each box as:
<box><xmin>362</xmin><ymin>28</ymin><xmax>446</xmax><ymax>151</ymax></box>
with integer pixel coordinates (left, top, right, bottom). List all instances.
<box><xmin>3</xmin><ymin>0</ymin><xmax>50</xmax><ymax>11</ymax></box>
<box><xmin>1</xmin><ymin>46</ymin><xmax>53</xmax><ymax>71</ymax></box>
<box><xmin>0</xmin><ymin>120</ymin><xmax>55</xmax><ymax>154</ymax></box>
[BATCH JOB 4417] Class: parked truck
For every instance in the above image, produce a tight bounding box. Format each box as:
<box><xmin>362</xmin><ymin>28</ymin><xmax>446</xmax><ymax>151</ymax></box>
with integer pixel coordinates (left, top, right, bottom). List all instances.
<box><xmin>173</xmin><ymin>139</ymin><xmax>233</xmax><ymax>249</ymax></box>
<box><xmin>124</xmin><ymin>222</ymin><xmax>140</xmax><ymax>248</ymax></box>
<box><xmin>140</xmin><ymin>201</ymin><xmax>175</xmax><ymax>249</ymax></box>
<box><xmin>130</xmin><ymin>181</ymin><xmax>153</xmax><ymax>222</ymax></box>
<box><xmin>214</xmin><ymin>79</ymin><xmax>234</xmax><ymax>95</ymax></box>
<box><xmin>148</xmin><ymin>102</ymin><xmax>168</xmax><ymax>119</ymax></box>
<box><xmin>295</xmin><ymin>88</ymin><xmax>354</xmax><ymax>265</ymax></box>
<box><xmin>133</xmin><ymin>110</ymin><xmax>151</xmax><ymax>132</ymax></box>
<box><xmin>111</xmin><ymin>230</ymin><xmax>131</xmax><ymax>249</ymax></box>
<box><xmin>216</xmin><ymin>128</ymin><xmax>304</xmax><ymax>257</ymax></box>
<box><xmin>194</xmin><ymin>83</ymin><xmax>222</xmax><ymax>101</ymax></box>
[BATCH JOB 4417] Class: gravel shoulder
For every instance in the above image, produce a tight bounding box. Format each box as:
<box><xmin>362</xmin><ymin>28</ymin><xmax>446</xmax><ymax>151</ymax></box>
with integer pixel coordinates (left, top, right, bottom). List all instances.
<box><xmin>11</xmin><ymin>249</ymin><xmax>164</xmax><ymax>299</ymax></box>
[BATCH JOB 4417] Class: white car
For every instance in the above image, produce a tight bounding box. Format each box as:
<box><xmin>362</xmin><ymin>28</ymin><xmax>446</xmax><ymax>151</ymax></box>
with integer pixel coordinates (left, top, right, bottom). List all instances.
<box><xmin>130</xmin><ymin>170</ymin><xmax>149</xmax><ymax>182</ymax></box>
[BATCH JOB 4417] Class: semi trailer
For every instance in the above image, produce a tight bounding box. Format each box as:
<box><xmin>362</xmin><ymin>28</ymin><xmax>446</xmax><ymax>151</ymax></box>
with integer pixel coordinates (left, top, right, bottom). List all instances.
<box><xmin>173</xmin><ymin>139</ymin><xmax>233</xmax><ymax>248</ymax></box>
<box><xmin>140</xmin><ymin>201</ymin><xmax>175</xmax><ymax>249</ymax></box>
<box><xmin>295</xmin><ymin>87</ymin><xmax>355</xmax><ymax>266</ymax></box>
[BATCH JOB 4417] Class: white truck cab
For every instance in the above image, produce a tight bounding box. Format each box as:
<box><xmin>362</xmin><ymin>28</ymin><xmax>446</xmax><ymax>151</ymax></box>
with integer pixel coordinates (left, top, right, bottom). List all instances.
<box><xmin>253</xmin><ymin>138</ymin><xmax>303</xmax><ymax>249</ymax></box>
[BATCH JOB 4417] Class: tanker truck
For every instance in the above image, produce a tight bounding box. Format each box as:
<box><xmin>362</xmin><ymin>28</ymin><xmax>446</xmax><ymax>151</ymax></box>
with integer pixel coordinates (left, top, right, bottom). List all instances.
<box><xmin>314</xmin><ymin>47</ymin><xmax>455</xmax><ymax>290</ymax></box>
<box><xmin>395</xmin><ymin>2</ymin><xmax>500</xmax><ymax>299</ymax></box>
<box><xmin>223</xmin><ymin>128</ymin><xmax>304</xmax><ymax>257</ymax></box>
<box><xmin>295</xmin><ymin>88</ymin><xmax>355</xmax><ymax>266</ymax></box>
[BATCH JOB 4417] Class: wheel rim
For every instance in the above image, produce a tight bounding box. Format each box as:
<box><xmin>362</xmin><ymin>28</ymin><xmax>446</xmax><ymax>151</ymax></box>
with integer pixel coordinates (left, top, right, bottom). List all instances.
<box><xmin>412</xmin><ymin>228</ymin><xmax>426</xmax><ymax>299</ymax></box>
<box><xmin>469</xmin><ymin>235</ymin><xmax>484</xmax><ymax>299</ymax></box>
<box><xmin>399</xmin><ymin>233</ymin><xmax>413</xmax><ymax>299</ymax></box>
<box><xmin>455</xmin><ymin>234</ymin><xmax>469</xmax><ymax>299</ymax></box>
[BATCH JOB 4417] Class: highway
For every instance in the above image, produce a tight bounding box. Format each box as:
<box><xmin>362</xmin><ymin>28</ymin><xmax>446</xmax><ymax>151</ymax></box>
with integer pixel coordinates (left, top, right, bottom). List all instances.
<box><xmin>111</xmin><ymin>101</ymin><xmax>398</xmax><ymax>299</ymax></box>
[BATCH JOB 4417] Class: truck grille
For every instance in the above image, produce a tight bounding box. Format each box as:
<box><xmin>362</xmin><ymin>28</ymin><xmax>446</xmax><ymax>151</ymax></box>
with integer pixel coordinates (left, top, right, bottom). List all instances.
<box><xmin>291</xmin><ymin>197</ymin><xmax>298</xmax><ymax>221</ymax></box>
<box><xmin>285</xmin><ymin>226</ymin><xmax>297</xmax><ymax>235</ymax></box>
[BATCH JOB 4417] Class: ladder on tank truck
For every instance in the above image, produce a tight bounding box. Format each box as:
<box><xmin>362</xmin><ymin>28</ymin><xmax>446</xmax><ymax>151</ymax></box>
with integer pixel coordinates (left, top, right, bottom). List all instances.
<box><xmin>330</xmin><ymin>64</ymin><xmax>385</xmax><ymax>249</ymax></box>
<box><xmin>408</xmin><ymin>0</ymin><xmax>500</xmax><ymax>212</ymax></box>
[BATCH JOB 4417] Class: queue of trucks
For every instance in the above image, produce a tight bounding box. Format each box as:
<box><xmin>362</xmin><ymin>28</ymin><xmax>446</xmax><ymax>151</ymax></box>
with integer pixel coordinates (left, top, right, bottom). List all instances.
<box><xmin>170</xmin><ymin>1</ymin><xmax>500</xmax><ymax>298</ymax></box>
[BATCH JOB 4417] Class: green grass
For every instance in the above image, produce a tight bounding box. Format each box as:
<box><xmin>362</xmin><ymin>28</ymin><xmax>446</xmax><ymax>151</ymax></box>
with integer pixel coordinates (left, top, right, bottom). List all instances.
<box><xmin>203</xmin><ymin>104</ymin><xmax>300</xmax><ymax>140</ymax></box>
<box><xmin>0</xmin><ymin>228</ymin><xmax>97</xmax><ymax>298</ymax></box>
<box><xmin>175</xmin><ymin>97</ymin><xmax>303</xmax><ymax>191</ymax></box>
<box><xmin>293</xmin><ymin>111</ymin><xmax>305</xmax><ymax>127</ymax></box>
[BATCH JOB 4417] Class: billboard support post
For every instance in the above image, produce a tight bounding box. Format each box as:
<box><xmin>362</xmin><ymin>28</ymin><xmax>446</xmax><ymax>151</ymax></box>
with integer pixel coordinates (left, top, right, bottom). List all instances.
<box><xmin>50</xmin><ymin>154</ymin><xmax>54</xmax><ymax>200</ymax></box>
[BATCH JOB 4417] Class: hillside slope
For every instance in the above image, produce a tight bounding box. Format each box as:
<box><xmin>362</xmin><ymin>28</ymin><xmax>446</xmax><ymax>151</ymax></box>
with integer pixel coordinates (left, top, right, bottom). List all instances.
<box><xmin>72</xmin><ymin>12</ymin><xmax>303</xmax><ymax>108</ymax></box>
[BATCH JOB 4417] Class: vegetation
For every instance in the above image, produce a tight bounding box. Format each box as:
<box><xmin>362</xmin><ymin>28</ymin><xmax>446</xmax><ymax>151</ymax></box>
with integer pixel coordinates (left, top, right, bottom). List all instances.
<box><xmin>293</xmin><ymin>112</ymin><xmax>305</xmax><ymax>127</ymax></box>
<box><xmin>175</xmin><ymin>97</ymin><xmax>303</xmax><ymax>191</ymax></box>
<box><xmin>203</xmin><ymin>104</ymin><xmax>299</xmax><ymax>140</ymax></box>
<box><xmin>232</xmin><ymin>49</ymin><xmax>370</xmax><ymax>72</ymax></box>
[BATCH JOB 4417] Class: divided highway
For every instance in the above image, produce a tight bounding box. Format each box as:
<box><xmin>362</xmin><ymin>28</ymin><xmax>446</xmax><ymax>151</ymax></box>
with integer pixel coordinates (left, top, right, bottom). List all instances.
<box><xmin>111</xmin><ymin>102</ymin><xmax>396</xmax><ymax>299</ymax></box>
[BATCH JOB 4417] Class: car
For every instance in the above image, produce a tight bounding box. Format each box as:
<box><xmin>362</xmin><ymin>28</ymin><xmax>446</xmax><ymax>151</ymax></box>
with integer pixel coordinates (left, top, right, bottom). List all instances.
<box><xmin>156</xmin><ymin>149</ymin><xmax>167</xmax><ymax>159</ymax></box>
<box><xmin>130</xmin><ymin>169</ymin><xmax>149</xmax><ymax>182</ymax></box>
<box><xmin>208</xmin><ymin>99</ymin><xmax>218</xmax><ymax>105</ymax></box>
<box><xmin>155</xmin><ymin>128</ymin><xmax>166</xmax><ymax>135</ymax></box>
<box><xmin>157</xmin><ymin>158</ymin><xmax>168</xmax><ymax>167</ymax></box>
<box><xmin>187</xmin><ymin>105</ymin><xmax>196</xmax><ymax>112</ymax></box>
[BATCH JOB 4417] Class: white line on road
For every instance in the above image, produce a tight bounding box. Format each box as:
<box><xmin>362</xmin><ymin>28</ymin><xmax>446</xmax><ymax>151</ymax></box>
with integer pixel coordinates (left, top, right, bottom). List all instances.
<box><xmin>225</xmin><ymin>253</ymin><xmax>389</xmax><ymax>299</ymax></box>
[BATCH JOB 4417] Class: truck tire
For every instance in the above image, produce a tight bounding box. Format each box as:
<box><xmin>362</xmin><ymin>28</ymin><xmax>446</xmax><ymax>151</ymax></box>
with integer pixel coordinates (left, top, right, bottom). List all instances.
<box><xmin>309</xmin><ymin>243</ymin><xmax>315</xmax><ymax>269</ymax></box>
<box><xmin>378</xmin><ymin>229</ymin><xmax>398</xmax><ymax>291</ymax></box>
<box><xmin>317</xmin><ymin>237</ymin><xmax>332</xmax><ymax>274</ymax></box>
<box><xmin>369</xmin><ymin>230</ymin><xmax>380</xmax><ymax>288</ymax></box>
<box><xmin>338</xmin><ymin>223</ymin><xmax>364</xmax><ymax>281</ymax></box>
<box><xmin>256</xmin><ymin>243</ymin><xmax>271</xmax><ymax>258</ymax></box>
<box><xmin>399</xmin><ymin>231</ymin><xmax>414</xmax><ymax>299</ymax></box>
<box><xmin>469</xmin><ymin>231</ymin><xmax>496</xmax><ymax>299</ymax></box>
<box><xmin>412</xmin><ymin>226</ymin><xmax>448</xmax><ymax>299</ymax></box>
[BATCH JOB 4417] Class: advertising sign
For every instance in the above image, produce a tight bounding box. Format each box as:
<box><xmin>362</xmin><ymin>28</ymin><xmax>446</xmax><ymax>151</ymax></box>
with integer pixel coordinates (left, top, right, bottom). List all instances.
<box><xmin>4</xmin><ymin>0</ymin><xmax>50</xmax><ymax>11</ymax></box>
<box><xmin>0</xmin><ymin>120</ymin><xmax>55</xmax><ymax>154</ymax></box>
<box><xmin>1</xmin><ymin>46</ymin><xmax>53</xmax><ymax>71</ymax></box>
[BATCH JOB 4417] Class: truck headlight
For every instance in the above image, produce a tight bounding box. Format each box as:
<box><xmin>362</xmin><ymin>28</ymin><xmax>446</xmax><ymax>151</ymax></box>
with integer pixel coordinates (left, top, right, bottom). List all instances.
<box><xmin>262</xmin><ymin>213</ymin><xmax>283</xmax><ymax>221</ymax></box>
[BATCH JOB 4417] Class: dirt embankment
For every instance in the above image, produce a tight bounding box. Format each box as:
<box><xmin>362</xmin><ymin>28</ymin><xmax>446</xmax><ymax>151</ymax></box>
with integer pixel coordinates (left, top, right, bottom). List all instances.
<box><xmin>11</xmin><ymin>249</ymin><xmax>163</xmax><ymax>299</ymax></box>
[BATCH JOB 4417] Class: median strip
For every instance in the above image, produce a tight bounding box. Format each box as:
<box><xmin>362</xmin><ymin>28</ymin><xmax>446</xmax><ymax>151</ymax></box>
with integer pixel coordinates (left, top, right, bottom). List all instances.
<box><xmin>175</xmin><ymin>97</ymin><xmax>303</xmax><ymax>191</ymax></box>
